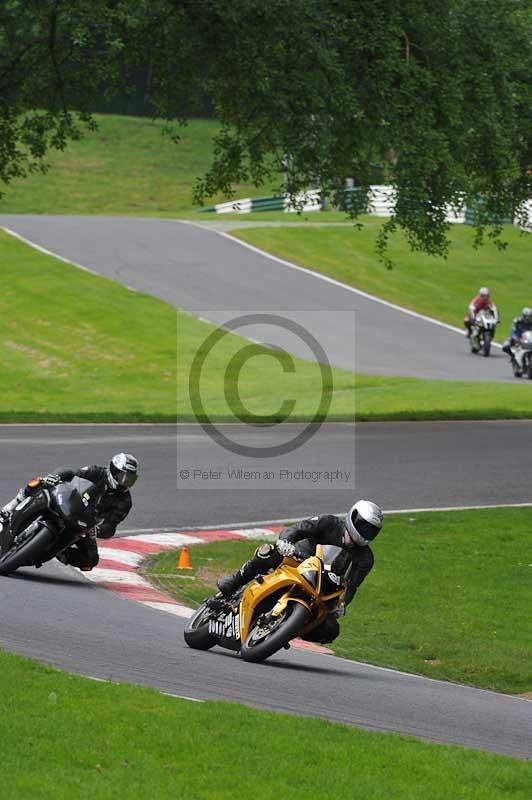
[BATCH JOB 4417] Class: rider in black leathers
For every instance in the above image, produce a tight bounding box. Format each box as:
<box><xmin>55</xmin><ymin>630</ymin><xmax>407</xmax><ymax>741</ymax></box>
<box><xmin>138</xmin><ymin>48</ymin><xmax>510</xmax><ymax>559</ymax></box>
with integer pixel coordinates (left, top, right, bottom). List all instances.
<box><xmin>217</xmin><ymin>500</ymin><xmax>383</xmax><ymax>644</ymax></box>
<box><xmin>502</xmin><ymin>307</ymin><xmax>532</xmax><ymax>355</ymax></box>
<box><xmin>0</xmin><ymin>453</ymin><xmax>139</xmax><ymax>570</ymax></box>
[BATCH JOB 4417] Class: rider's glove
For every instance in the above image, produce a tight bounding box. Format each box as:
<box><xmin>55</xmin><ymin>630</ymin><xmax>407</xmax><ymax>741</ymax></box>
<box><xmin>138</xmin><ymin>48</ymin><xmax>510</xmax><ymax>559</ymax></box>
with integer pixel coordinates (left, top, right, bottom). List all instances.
<box><xmin>93</xmin><ymin>522</ymin><xmax>115</xmax><ymax>539</ymax></box>
<box><xmin>276</xmin><ymin>539</ymin><xmax>296</xmax><ymax>557</ymax></box>
<box><xmin>43</xmin><ymin>473</ymin><xmax>62</xmax><ymax>487</ymax></box>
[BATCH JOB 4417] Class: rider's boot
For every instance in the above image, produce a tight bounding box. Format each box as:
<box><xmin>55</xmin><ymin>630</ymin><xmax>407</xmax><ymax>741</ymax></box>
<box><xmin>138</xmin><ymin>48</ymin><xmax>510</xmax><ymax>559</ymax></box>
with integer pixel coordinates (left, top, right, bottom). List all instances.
<box><xmin>513</xmin><ymin>356</ymin><xmax>523</xmax><ymax>377</ymax></box>
<box><xmin>217</xmin><ymin>565</ymin><xmax>251</xmax><ymax>596</ymax></box>
<box><xmin>217</xmin><ymin>545</ymin><xmax>281</xmax><ymax>596</ymax></box>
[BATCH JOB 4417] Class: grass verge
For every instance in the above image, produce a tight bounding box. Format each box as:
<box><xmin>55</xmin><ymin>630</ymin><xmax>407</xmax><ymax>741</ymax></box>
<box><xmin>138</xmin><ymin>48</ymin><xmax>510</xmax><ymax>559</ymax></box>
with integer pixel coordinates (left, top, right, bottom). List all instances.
<box><xmin>0</xmin><ymin>229</ymin><xmax>359</xmax><ymax>422</ymax></box>
<box><xmin>233</xmin><ymin>224</ymin><xmax>532</xmax><ymax>338</ymax></box>
<box><xmin>145</xmin><ymin>507</ymin><xmax>532</xmax><ymax>694</ymax></box>
<box><xmin>0</xmin><ymin>230</ymin><xmax>176</xmax><ymax>421</ymax></box>
<box><xmin>0</xmin><ymin>648</ymin><xmax>529</xmax><ymax>799</ymax></box>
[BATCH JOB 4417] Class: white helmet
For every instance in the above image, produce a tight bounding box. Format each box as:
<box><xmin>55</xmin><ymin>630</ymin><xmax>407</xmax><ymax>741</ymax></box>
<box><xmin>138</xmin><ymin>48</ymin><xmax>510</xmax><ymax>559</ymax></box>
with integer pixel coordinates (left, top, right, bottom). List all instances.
<box><xmin>107</xmin><ymin>453</ymin><xmax>139</xmax><ymax>490</ymax></box>
<box><xmin>345</xmin><ymin>500</ymin><xmax>383</xmax><ymax>546</ymax></box>
<box><xmin>479</xmin><ymin>287</ymin><xmax>490</xmax><ymax>298</ymax></box>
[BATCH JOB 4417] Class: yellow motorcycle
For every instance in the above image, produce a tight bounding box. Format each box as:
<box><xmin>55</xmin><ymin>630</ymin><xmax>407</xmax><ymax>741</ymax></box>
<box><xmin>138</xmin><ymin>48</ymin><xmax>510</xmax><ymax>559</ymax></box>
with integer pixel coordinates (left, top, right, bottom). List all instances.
<box><xmin>183</xmin><ymin>544</ymin><xmax>348</xmax><ymax>662</ymax></box>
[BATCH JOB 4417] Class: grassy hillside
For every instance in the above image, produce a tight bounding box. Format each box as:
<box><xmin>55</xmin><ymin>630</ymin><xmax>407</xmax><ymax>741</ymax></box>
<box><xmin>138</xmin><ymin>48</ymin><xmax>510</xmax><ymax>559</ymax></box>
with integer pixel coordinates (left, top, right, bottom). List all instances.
<box><xmin>0</xmin><ymin>114</ymin><xmax>281</xmax><ymax>217</ymax></box>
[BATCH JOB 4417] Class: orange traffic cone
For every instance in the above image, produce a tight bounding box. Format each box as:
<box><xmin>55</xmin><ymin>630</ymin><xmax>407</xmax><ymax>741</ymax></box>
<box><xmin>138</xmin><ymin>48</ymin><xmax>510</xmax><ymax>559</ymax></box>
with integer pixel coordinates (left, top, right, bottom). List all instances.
<box><xmin>177</xmin><ymin>546</ymin><xmax>192</xmax><ymax>570</ymax></box>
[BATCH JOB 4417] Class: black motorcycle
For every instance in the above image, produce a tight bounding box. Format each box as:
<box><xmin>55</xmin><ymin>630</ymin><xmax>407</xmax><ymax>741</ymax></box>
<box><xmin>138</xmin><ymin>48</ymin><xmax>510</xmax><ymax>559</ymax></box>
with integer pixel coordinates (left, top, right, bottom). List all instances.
<box><xmin>0</xmin><ymin>477</ymin><xmax>103</xmax><ymax>576</ymax></box>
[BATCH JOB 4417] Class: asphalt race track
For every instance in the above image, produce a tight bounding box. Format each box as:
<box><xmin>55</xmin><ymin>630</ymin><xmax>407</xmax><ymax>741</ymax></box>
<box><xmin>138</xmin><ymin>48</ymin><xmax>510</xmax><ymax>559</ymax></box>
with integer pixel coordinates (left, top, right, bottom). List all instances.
<box><xmin>3</xmin><ymin>421</ymin><xmax>532</xmax><ymax>528</ymax></box>
<box><xmin>0</xmin><ymin>214</ymin><xmax>515</xmax><ymax>381</ymax></box>
<box><xmin>1</xmin><ymin>216</ymin><xmax>531</xmax><ymax>758</ymax></box>
<box><xmin>1</xmin><ymin>563</ymin><xmax>530</xmax><ymax>760</ymax></box>
<box><xmin>1</xmin><ymin>423</ymin><xmax>532</xmax><ymax>759</ymax></box>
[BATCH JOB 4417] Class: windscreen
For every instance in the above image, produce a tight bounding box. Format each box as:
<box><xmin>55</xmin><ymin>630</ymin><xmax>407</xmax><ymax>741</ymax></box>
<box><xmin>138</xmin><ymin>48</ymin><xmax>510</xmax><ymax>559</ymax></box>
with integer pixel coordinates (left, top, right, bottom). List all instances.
<box><xmin>321</xmin><ymin>544</ymin><xmax>350</xmax><ymax>576</ymax></box>
<box><xmin>53</xmin><ymin>477</ymin><xmax>100</xmax><ymax>528</ymax></box>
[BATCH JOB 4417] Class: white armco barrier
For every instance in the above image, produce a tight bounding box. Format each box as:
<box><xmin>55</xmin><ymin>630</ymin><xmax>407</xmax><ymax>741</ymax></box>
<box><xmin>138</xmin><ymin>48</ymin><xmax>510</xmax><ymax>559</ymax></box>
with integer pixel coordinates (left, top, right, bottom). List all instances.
<box><xmin>213</xmin><ymin>198</ymin><xmax>252</xmax><ymax>213</ymax></box>
<box><xmin>284</xmin><ymin>190</ymin><xmax>322</xmax><ymax>212</ymax></box>
<box><xmin>367</xmin><ymin>185</ymin><xmax>396</xmax><ymax>216</ymax></box>
<box><xmin>516</xmin><ymin>200</ymin><xmax>532</xmax><ymax>231</ymax></box>
<box><xmin>367</xmin><ymin>186</ymin><xmax>465</xmax><ymax>223</ymax></box>
<box><xmin>444</xmin><ymin>204</ymin><xmax>466</xmax><ymax>223</ymax></box>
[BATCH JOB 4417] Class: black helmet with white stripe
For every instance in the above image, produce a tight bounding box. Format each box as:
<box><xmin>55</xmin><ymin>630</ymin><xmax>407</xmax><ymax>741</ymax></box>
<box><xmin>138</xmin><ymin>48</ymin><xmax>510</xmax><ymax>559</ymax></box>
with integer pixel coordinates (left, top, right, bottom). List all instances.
<box><xmin>345</xmin><ymin>500</ymin><xmax>383</xmax><ymax>546</ymax></box>
<box><xmin>107</xmin><ymin>453</ymin><xmax>139</xmax><ymax>490</ymax></box>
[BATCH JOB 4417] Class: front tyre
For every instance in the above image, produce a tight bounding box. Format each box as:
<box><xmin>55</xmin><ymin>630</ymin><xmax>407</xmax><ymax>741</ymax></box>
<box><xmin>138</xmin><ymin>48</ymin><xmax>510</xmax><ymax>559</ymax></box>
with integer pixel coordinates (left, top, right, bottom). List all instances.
<box><xmin>240</xmin><ymin>602</ymin><xmax>311</xmax><ymax>663</ymax></box>
<box><xmin>0</xmin><ymin>524</ymin><xmax>54</xmax><ymax>576</ymax></box>
<box><xmin>483</xmin><ymin>331</ymin><xmax>492</xmax><ymax>357</ymax></box>
<box><xmin>183</xmin><ymin>602</ymin><xmax>217</xmax><ymax>650</ymax></box>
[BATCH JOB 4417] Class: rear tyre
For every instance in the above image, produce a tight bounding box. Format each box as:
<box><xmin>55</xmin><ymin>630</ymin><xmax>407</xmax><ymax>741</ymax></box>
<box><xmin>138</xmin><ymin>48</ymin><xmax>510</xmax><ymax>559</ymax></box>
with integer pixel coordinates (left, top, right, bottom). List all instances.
<box><xmin>483</xmin><ymin>332</ymin><xmax>492</xmax><ymax>357</ymax></box>
<box><xmin>0</xmin><ymin>524</ymin><xmax>54</xmax><ymax>576</ymax></box>
<box><xmin>183</xmin><ymin>603</ymin><xmax>217</xmax><ymax>650</ymax></box>
<box><xmin>240</xmin><ymin>602</ymin><xmax>311</xmax><ymax>663</ymax></box>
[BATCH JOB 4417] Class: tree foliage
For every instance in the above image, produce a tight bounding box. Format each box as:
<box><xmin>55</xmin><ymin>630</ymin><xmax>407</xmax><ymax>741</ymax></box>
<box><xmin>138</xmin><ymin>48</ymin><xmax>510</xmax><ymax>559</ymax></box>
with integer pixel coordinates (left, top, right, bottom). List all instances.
<box><xmin>1</xmin><ymin>0</ymin><xmax>532</xmax><ymax>256</ymax></box>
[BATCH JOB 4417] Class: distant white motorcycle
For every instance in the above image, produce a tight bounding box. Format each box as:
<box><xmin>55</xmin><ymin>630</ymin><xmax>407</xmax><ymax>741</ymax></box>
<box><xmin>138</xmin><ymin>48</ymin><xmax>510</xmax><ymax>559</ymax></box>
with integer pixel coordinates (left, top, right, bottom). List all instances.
<box><xmin>510</xmin><ymin>330</ymin><xmax>532</xmax><ymax>378</ymax></box>
<box><xmin>470</xmin><ymin>308</ymin><xmax>498</xmax><ymax>357</ymax></box>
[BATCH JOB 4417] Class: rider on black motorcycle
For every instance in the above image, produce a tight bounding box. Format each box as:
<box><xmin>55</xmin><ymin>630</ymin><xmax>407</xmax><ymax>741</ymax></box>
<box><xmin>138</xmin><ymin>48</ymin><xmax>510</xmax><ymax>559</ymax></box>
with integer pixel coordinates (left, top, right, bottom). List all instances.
<box><xmin>0</xmin><ymin>453</ymin><xmax>139</xmax><ymax>571</ymax></box>
<box><xmin>217</xmin><ymin>500</ymin><xmax>383</xmax><ymax>644</ymax></box>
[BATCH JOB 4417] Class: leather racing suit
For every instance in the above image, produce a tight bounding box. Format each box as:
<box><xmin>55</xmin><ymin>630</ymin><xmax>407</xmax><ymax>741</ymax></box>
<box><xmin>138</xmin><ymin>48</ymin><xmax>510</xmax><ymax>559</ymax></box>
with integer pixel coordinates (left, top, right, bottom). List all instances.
<box><xmin>1</xmin><ymin>465</ymin><xmax>132</xmax><ymax>569</ymax></box>
<box><xmin>218</xmin><ymin>514</ymin><xmax>375</xmax><ymax>644</ymax></box>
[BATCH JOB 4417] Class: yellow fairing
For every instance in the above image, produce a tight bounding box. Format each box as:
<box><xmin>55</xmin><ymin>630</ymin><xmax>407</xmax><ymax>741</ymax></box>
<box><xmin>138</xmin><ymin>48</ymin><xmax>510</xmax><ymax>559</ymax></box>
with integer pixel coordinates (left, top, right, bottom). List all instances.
<box><xmin>239</xmin><ymin>553</ymin><xmax>344</xmax><ymax>642</ymax></box>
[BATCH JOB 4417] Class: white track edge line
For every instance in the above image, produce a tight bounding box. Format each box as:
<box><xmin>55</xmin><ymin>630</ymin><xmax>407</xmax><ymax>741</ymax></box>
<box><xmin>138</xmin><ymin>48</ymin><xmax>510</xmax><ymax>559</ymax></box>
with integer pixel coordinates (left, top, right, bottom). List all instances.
<box><xmin>87</xmin><ymin>675</ymin><xmax>204</xmax><ymax>702</ymax></box>
<box><xmin>2</xmin><ymin>226</ymin><xmax>138</xmax><ymax>292</ymax></box>
<box><xmin>171</xmin><ymin>502</ymin><xmax>532</xmax><ymax>532</ymax></box>
<box><xmin>182</xmin><ymin>219</ymin><xmax>502</xmax><ymax>348</ymax></box>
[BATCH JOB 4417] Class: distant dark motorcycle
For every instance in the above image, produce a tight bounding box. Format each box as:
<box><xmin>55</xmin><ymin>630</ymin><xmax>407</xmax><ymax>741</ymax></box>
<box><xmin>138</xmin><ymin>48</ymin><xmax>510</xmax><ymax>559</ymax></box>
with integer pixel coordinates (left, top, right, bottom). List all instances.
<box><xmin>0</xmin><ymin>477</ymin><xmax>103</xmax><ymax>576</ymax></box>
<box><xmin>470</xmin><ymin>309</ymin><xmax>498</xmax><ymax>357</ymax></box>
<box><xmin>510</xmin><ymin>330</ymin><xmax>532</xmax><ymax>379</ymax></box>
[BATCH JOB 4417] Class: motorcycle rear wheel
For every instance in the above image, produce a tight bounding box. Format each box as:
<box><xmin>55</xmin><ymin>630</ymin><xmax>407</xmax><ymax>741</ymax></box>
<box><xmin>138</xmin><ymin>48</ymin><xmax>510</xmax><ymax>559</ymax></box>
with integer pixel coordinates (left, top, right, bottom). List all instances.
<box><xmin>240</xmin><ymin>602</ymin><xmax>311</xmax><ymax>663</ymax></box>
<box><xmin>0</xmin><ymin>524</ymin><xmax>54</xmax><ymax>576</ymax></box>
<box><xmin>183</xmin><ymin>602</ymin><xmax>217</xmax><ymax>650</ymax></box>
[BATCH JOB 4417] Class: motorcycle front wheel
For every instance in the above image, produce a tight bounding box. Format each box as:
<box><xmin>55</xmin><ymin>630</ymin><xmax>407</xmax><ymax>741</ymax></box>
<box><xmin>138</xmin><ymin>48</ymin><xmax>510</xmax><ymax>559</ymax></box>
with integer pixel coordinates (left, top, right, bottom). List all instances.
<box><xmin>183</xmin><ymin>602</ymin><xmax>217</xmax><ymax>650</ymax></box>
<box><xmin>240</xmin><ymin>602</ymin><xmax>311</xmax><ymax>663</ymax></box>
<box><xmin>483</xmin><ymin>331</ymin><xmax>492</xmax><ymax>357</ymax></box>
<box><xmin>0</xmin><ymin>523</ymin><xmax>54</xmax><ymax>576</ymax></box>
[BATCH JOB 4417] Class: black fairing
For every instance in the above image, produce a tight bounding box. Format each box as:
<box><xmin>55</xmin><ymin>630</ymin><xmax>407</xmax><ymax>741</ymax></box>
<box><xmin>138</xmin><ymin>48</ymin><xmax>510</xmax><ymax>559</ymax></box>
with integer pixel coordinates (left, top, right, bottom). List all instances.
<box><xmin>51</xmin><ymin>477</ymin><xmax>102</xmax><ymax>532</ymax></box>
<box><xmin>9</xmin><ymin>491</ymin><xmax>49</xmax><ymax>538</ymax></box>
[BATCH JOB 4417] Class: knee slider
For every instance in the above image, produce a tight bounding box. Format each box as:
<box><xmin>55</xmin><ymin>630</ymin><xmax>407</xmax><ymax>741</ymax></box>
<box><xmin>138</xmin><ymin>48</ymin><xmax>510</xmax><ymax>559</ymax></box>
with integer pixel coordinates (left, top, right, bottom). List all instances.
<box><xmin>255</xmin><ymin>543</ymin><xmax>275</xmax><ymax>559</ymax></box>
